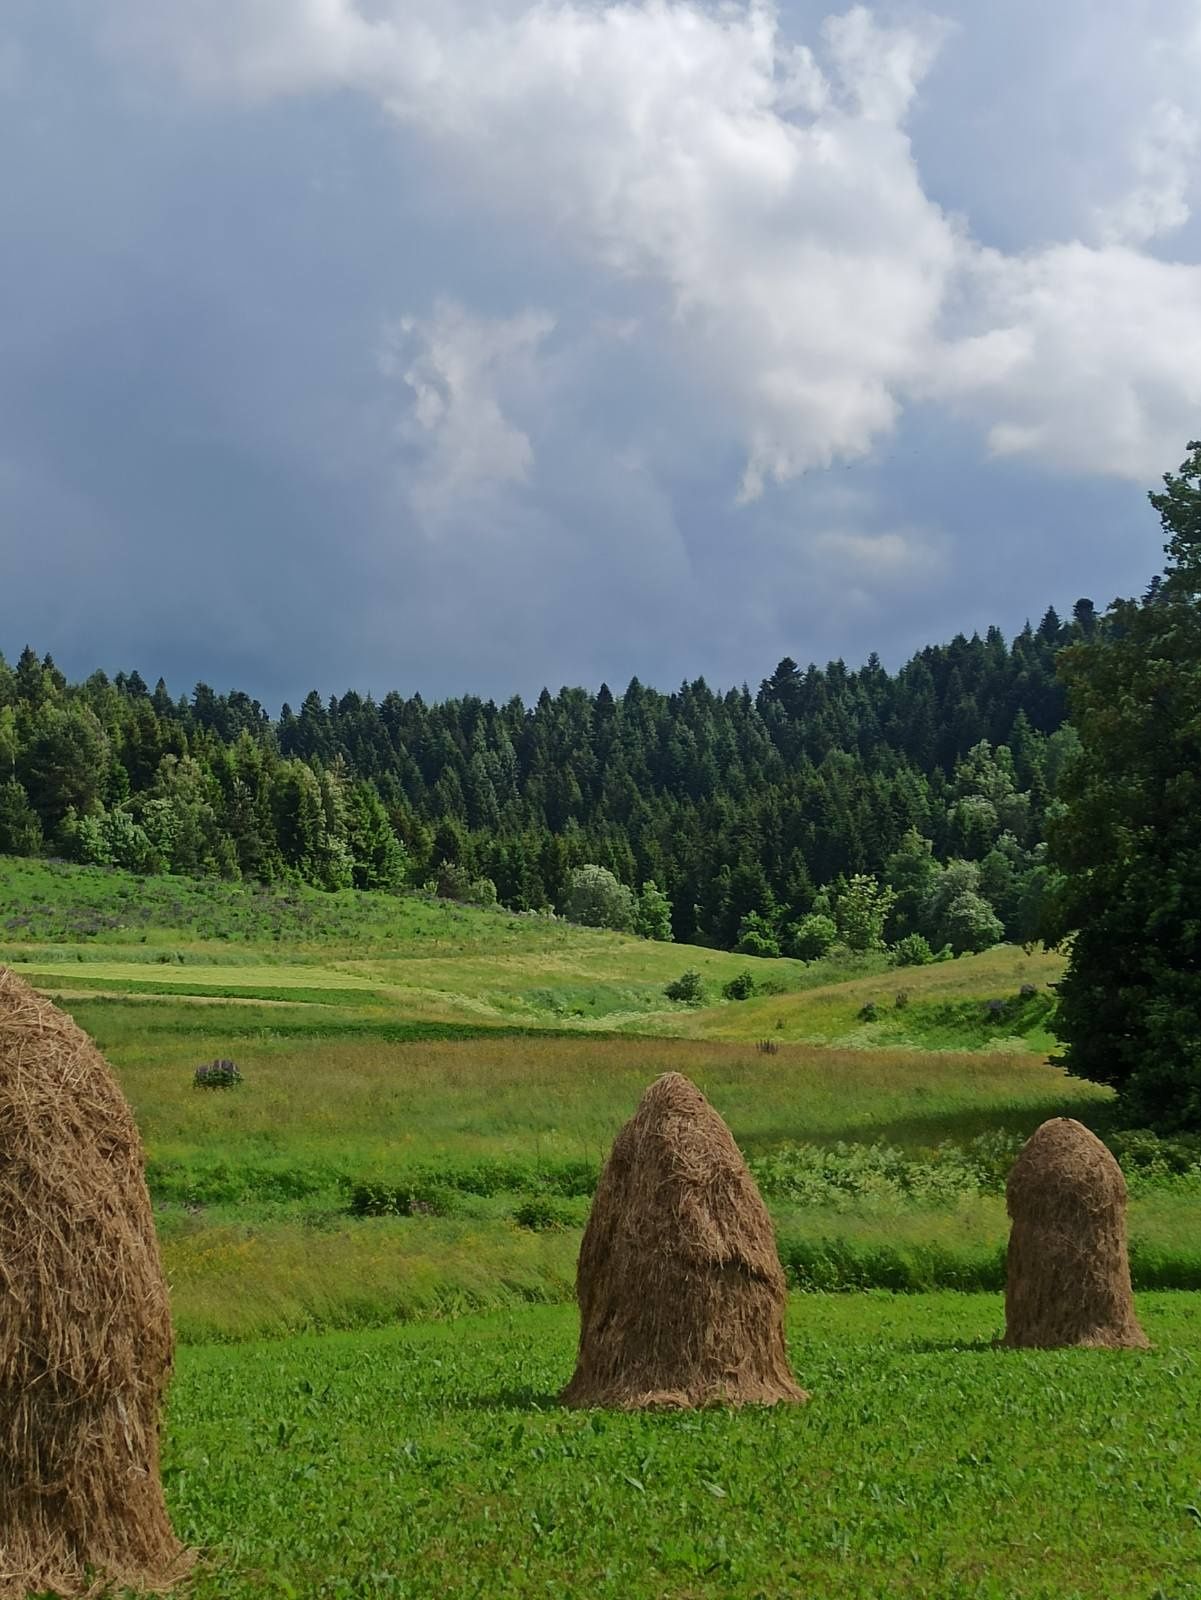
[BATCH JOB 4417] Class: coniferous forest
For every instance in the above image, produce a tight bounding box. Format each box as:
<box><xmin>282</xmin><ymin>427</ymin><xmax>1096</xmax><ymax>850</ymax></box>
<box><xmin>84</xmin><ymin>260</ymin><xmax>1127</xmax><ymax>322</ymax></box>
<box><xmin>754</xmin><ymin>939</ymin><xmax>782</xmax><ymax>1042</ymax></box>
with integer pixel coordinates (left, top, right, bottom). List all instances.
<box><xmin>0</xmin><ymin>602</ymin><xmax>1100</xmax><ymax>958</ymax></box>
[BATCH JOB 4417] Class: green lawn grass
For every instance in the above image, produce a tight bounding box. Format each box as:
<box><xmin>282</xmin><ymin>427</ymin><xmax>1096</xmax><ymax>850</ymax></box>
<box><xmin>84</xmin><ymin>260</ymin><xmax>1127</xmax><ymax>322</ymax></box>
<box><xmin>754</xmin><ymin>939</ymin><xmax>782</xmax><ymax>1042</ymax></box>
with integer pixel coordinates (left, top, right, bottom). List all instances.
<box><xmin>159</xmin><ymin>1292</ymin><xmax>1201</xmax><ymax>1599</ymax></box>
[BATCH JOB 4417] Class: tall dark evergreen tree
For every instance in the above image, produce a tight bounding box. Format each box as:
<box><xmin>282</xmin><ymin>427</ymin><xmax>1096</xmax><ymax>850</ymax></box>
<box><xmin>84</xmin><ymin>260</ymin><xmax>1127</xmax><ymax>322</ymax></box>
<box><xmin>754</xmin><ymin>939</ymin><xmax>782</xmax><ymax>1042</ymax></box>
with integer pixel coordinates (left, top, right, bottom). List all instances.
<box><xmin>1047</xmin><ymin>442</ymin><xmax>1201</xmax><ymax>1128</ymax></box>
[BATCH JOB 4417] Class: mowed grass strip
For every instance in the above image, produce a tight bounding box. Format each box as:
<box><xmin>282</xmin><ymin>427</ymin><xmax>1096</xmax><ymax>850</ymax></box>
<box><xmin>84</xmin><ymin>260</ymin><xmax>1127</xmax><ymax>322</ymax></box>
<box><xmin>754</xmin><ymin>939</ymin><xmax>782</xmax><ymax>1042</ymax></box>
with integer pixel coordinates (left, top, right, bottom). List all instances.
<box><xmin>160</xmin><ymin>1292</ymin><xmax>1201</xmax><ymax>1600</ymax></box>
<box><xmin>7</xmin><ymin>959</ymin><xmax>383</xmax><ymax>991</ymax></box>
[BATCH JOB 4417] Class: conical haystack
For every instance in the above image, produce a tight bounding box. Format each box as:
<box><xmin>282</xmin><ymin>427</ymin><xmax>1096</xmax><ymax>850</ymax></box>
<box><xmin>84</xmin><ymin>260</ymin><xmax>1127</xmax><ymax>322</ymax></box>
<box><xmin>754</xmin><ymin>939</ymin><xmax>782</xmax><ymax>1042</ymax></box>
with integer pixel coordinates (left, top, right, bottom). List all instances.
<box><xmin>1004</xmin><ymin>1117</ymin><xmax>1148</xmax><ymax>1350</ymax></box>
<box><xmin>0</xmin><ymin>967</ymin><xmax>188</xmax><ymax>1598</ymax></box>
<box><xmin>561</xmin><ymin>1073</ymin><xmax>806</xmax><ymax>1409</ymax></box>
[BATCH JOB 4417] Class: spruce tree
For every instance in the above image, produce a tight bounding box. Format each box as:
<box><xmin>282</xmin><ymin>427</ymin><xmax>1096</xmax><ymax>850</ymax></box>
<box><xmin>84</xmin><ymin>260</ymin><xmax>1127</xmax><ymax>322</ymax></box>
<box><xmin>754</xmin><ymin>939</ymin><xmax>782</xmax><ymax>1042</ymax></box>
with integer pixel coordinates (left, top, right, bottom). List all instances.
<box><xmin>1047</xmin><ymin>443</ymin><xmax>1201</xmax><ymax>1129</ymax></box>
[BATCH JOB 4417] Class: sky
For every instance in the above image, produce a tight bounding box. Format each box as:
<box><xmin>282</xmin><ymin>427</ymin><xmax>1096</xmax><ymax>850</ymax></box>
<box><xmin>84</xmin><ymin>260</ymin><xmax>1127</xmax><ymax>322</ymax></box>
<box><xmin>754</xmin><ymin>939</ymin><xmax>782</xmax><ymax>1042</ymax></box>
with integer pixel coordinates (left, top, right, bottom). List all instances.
<box><xmin>2</xmin><ymin>0</ymin><xmax>1200</xmax><ymax>709</ymax></box>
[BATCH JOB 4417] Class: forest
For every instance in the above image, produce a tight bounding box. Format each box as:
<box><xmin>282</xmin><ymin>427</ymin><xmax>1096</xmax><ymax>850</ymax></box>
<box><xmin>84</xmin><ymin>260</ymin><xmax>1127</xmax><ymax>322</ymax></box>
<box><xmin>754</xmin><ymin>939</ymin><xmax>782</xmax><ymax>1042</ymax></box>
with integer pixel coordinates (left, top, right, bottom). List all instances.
<box><xmin>0</xmin><ymin>601</ymin><xmax>1097</xmax><ymax>958</ymax></box>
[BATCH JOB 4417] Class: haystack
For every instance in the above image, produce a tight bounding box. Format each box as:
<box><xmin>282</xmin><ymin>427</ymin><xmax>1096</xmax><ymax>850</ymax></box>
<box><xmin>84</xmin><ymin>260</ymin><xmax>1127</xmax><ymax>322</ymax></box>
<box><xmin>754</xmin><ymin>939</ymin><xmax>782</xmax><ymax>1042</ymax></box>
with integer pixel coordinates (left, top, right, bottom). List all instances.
<box><xmin>561</xmin><ymin>1072</ymin><xmax>805</xmax><ymax>1409</ymax></box>
<box><xmin>0</xmin><ymin>967</ymin><xmax>188</xmax><ymax>1598</ymax></box>
<box><xmin>1003</xmin><ymin>1117</ymin><xmax>1148</xmax><ymax>1350</ymax></box>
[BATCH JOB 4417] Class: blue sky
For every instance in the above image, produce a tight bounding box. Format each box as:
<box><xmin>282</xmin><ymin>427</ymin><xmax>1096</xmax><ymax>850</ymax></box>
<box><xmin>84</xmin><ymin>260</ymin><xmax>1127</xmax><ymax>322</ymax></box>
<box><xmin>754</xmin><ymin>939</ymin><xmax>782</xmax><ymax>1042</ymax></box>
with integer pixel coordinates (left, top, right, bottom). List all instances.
<box><xmin>2</xmin><ymin>0</ymin><xmax>1200</xmax><ymax>707</ymax></box>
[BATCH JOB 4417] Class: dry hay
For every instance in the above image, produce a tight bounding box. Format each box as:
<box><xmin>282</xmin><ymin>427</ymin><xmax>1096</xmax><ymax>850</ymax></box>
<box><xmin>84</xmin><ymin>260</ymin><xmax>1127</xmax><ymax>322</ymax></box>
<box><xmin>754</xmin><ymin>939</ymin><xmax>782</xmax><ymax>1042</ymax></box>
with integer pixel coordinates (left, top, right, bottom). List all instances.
<box><xmin>0</xmin><ymin>967</ymin><xmax>188</xmax><ymax>1597</ymax></box>
<box><xmin>1004</xmin><ymin>1116</ymin><xmax>1148</xmax><ymax>1351</ymax></box>
<box><xmin>561</xmin><ymin>1072</ymin><xmax>806</xmax><ymax>1409</ymax></box>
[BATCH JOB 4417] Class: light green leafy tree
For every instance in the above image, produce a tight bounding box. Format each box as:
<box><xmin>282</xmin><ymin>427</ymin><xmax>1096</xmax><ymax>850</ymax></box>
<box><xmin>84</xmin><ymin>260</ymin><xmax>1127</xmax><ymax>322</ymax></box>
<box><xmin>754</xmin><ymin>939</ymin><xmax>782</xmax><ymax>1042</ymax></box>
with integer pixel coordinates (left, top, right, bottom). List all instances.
<box><xmin>635</xmin><ymin>879</ymin><xmax>673</xmax><ymax>941</ymax></box>
<box><xmin>564</xmin><ymin>864</ymin><xmax>637</xmax><ymax>932</ymax></box>
<box><xmin>832</xmin><ymin>874</ymin><xmax>896</xmax><ymax>953</ymax></box>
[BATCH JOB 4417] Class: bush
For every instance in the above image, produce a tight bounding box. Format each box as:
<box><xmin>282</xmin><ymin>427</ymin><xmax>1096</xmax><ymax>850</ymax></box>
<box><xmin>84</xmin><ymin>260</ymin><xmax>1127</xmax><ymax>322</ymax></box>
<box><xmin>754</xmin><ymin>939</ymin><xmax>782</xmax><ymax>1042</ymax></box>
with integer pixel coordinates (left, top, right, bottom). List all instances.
<box><xmin>1106</xmin><ymin>1128</ymin><xmax>1201</xmax><ymax>1181</ymax></box>
<box><xmin>722</xmin><ymin>970</ymin><xmax>756</xmax><ymax>1001</ymax></box>
<box><xmin>346</xmin><ymin>1157</ymin><xmax>600</xmax><ymax>1215</ymax></box>
<box><xmin>890</xmin><ymin>933</ymin><xmax>934</xmax><ymax>967</ymax></box>
<box><xmin>347</xmin><ymin>1180</ymin><xmax>463</xmax><ymax>1218</ymax></box>
<box><xmin>663</xmin><ymin>969</ymin><xmax>705</xmax><ymax>1005</ymax></box>
<box><xmin>785</xmin><ymin>913</ymin><xmax>837</xmax><ymax>961</ymax></box>
<box><xmin>432</xmin><ymin>861</ymin><xmax>497</xmax><ymax>907</ymax></box>
<box><xmin>511</xmin><ymin>1195</ymin><xmax>584</xmax><ymax>1232</ymax></box>
<box><xmin>193</xmin><ymin>1058</ymin><xmax>242</xmax><ymax>1089</ymax></box>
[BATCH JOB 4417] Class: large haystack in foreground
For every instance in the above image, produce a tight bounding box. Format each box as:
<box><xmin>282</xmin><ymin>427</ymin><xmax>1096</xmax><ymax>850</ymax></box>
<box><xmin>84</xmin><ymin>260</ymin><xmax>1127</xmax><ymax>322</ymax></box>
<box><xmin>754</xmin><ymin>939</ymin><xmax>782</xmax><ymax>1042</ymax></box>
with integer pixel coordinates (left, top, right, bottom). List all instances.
<box><xmin>561</xmin><ymin>1072</ymin><xmax>805</xmax><ymax>1409</ymax></box>
<box><xmin>0</xmin><ymin>967</ymin><xmax>187</xmax><ymax>1598</ymax></box>
<box><xmin>1004</xmin><ymin>1117</ymin><xmax>1148</xmax><ymax>1350</ymax></box>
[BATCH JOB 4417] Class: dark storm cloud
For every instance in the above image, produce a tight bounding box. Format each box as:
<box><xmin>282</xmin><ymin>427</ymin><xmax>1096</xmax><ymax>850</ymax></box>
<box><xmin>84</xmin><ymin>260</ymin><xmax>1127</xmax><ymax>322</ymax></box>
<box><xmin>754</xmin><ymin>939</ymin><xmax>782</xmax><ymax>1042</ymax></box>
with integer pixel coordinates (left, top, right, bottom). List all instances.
<box><xmin>0</xmin><ymin>0</ymin><xmax>1197</xmax><ymax>710</ymax></box>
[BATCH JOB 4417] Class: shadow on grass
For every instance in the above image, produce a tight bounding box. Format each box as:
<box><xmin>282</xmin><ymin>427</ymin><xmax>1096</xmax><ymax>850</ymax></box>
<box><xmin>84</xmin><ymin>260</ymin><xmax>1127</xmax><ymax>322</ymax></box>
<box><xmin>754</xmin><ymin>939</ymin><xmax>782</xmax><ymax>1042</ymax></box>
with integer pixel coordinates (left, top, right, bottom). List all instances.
<box><xmin>452</xmin><ymin>1387</ymin><xmax>565</xmax><ymax>1412</ymax></box>
<box><xmin>745</xmin><ymin>1092</ymin><xmax>1118</xmax><ymax>1154</ymax></box>
<box><xmin>896</xmin><ymin>1338</ymin><xmax>1004</xmax><ymax>1356</ymax></box>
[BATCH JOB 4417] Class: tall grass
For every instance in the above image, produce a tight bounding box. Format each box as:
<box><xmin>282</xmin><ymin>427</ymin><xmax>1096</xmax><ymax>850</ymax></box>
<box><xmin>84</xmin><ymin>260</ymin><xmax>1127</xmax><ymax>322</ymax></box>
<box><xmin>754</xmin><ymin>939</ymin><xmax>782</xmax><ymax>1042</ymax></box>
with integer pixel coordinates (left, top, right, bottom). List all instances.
<box><xmin>91</xmin><ymin>1032</ymin><xmax>1110</xmax><ymax>1177</ymax></box>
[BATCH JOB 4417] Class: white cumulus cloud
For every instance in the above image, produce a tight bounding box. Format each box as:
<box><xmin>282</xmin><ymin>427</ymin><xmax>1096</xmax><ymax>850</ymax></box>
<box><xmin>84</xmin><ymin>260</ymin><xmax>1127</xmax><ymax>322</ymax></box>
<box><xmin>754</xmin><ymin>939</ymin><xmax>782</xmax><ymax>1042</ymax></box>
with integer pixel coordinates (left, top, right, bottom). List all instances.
<box><xmin>102</xmin><ymin>0</ymin><xmax>1201</xmax><ymax>492</ymax></box>
<box><xmin>379</xmin><ymin>300</ymin><xmax>555</xmax><ymax>521</ymax></box>
<box><xmin>928</xmin><ymin>242</ymin><xmax>1201</xmax><ymax>480</ymax></box>
<box><xmin>1094</xmin><ymin>98</ymin><xmax>1200</xmax><ymax>246</ymax></box>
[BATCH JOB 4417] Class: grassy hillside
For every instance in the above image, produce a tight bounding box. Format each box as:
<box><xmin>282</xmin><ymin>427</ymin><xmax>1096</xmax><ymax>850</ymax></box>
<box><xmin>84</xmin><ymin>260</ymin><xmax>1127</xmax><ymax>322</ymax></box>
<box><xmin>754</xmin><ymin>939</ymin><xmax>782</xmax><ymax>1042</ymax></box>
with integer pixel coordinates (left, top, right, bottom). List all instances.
<box><xmin>0</xmin><ymin>855</ymin><xmax>821</xmax><ymax>1031</ymax></box>
<box><xmin>10</xmin><ymin>855</ymin><xmax>1197</xmax><ymax>1349</ymax></box>
<box><xmin>701</xmin><ymin>943</ymin><xmax>1064</xmax><ymax>1050</ymax></box>
<box><xmin>1</xmin><ymin>855</ymin><xmax>1063</xmax><ymax>1041</ymax></box>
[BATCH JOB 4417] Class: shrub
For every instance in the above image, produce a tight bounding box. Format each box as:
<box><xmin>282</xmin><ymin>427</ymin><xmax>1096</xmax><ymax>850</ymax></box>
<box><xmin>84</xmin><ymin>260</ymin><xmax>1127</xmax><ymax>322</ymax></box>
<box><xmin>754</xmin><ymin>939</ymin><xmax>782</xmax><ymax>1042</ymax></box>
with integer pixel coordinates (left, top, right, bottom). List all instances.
<box><xmin>193</xmin><ymin>1059</ymin><xmax>242</xmax><ymax>1089</ymax></box>
<box><xmin>722</xmin><ymin>970</ymin><xmax>756</xmax><ymax>1001</ymax></box>
<box><xmin>347</xmin><ymin>1180</ymin><xmax>463</xmax><ymax>1218</ymax></box>
<box><xmin>512</xmin><ymin>1195</ymin><xmax>582</xmax><ymax>1231</ymax></box>
<box><xmin>784</xmin><ymin>913</ymin><xmax>837</xmax><ymax>961</ymax></box>
<box><xmin>890</xmin><ymin>933</ymin><xmax>934</xmax><ymax>967</ymax></box>
<box><xmin>432</xmin><ymin>861</ymin><xmax>498</xmax><ymax>907</ymax></box>
<box><xmin>345</xmin><ymin>1157</ymin><xmax>600</xmax><ymax>1215</ymax></box>
<box><xmin>663</xmin><ymin>969</ymin><xmax>705</xmax><ymax>1004</ymax></box>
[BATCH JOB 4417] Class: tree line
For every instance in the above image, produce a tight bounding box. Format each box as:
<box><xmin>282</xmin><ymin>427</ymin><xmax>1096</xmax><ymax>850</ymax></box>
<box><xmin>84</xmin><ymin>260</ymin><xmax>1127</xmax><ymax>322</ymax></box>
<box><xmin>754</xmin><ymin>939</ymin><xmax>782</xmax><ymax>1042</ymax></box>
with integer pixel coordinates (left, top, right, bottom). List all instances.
<box><xmin>0</xmin><ymin>604</ymin><xmax>1097</xmax><ymax>957</ymax></box>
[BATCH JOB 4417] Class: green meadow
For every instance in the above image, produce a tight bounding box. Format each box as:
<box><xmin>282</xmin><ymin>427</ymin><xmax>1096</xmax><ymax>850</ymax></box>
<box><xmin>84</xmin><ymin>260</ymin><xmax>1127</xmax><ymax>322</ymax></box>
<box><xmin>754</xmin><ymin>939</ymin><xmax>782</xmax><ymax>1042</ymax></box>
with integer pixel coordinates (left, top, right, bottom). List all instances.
<box><xmin>165</xmin><ymin>1294</ymin><xmax>1201</xmax><ymax>1599</ymax></box>
<box><xmin>4</xmin><ymin>857</ymin><xmax>1201</xmax><ymax>1596</ymax></box>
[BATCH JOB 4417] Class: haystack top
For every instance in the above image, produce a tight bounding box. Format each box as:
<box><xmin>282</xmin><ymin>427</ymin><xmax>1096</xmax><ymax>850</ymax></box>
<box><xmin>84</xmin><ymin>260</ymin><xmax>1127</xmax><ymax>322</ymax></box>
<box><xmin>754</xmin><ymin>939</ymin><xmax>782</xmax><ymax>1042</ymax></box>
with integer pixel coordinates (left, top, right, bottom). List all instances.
<box><xmin>1006</xmin><ymin>1117</ymin><xmax>1126</xmax><ymax>1216</ymax></box>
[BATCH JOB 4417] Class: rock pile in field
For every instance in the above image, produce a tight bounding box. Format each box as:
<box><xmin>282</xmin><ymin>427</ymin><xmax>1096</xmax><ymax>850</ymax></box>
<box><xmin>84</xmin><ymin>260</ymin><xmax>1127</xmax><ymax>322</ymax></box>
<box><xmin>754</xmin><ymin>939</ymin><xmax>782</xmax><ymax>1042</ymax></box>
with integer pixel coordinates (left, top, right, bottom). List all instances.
<box><xmin>561</xmin><ymin>1071</ymin><xmax>806</xmax><ymax>1409</ymax></box>
<box><xmin>1004</xmin><ymin>1116</ymin><xmax>1148</xmax><ymax>1351</ymax></box>
<box><xmin>0</xmin><ymin>966</ymin><xmax>188</xmax><ymax>1598</ymax></box>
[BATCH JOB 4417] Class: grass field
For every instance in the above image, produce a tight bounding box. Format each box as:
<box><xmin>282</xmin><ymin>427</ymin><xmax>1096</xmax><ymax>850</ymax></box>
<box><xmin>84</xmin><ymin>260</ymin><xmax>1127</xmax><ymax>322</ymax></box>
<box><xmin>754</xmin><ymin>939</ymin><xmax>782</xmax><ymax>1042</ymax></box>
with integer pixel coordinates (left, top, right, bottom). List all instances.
<box><xmin>164</xmin><ymin>1293</ymin><xmax>1201</xmax><ymax>1599</ymax></box>
<box><xmin>4</xmin><ymin>856</ymin><xmax>1200</xmax><ymax>1595</ymax></box>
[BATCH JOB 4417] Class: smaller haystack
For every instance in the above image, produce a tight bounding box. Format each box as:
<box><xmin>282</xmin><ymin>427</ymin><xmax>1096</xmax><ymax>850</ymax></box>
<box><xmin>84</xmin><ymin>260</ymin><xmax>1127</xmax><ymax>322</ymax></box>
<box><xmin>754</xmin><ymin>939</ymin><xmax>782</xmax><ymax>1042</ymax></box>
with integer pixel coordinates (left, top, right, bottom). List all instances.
<box><xmin>0</xmin><ymin>967</ymin><xmax>188</xmax><ymax>1598</ymax></box>
<box><xmin>1004</xmin><ymin>1117</ymin><xmax>1148</xmax><ymax>1350</ymax></box>
<box><xmin>561</xmin><ymin>1072</ymin><xmax>806</xmax><ymax>1409</ymax></box>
